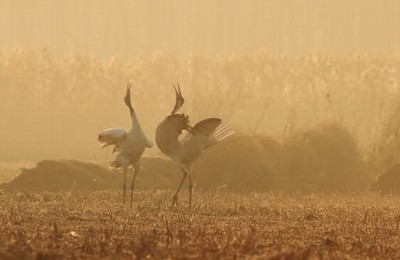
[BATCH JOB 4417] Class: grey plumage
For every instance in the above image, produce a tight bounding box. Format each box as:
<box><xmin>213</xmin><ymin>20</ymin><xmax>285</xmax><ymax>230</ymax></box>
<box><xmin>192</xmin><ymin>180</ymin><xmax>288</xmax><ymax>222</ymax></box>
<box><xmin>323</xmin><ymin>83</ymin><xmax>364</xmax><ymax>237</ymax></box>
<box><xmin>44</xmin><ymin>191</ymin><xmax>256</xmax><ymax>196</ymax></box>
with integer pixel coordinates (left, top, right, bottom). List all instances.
<box><xmin>155</xmin><ymin>84</ymin><xmax>234</xmax><ymax>208</ymax></box>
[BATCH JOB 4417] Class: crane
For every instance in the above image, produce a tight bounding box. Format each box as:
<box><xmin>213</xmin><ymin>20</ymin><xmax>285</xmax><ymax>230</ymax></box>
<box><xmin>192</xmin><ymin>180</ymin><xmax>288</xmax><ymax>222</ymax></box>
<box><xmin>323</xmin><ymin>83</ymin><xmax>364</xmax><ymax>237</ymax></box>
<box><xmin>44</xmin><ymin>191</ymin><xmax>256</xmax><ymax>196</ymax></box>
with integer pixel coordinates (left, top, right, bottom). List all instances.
<box><xmin>98</xmin><ymin>83</ymin><xmax>153</xmax><ymax>207</ymax></box>
<box><xmin>155</xmin><ymin>84</ymin><xmax>234</xmax><ymax>208</ymax></box>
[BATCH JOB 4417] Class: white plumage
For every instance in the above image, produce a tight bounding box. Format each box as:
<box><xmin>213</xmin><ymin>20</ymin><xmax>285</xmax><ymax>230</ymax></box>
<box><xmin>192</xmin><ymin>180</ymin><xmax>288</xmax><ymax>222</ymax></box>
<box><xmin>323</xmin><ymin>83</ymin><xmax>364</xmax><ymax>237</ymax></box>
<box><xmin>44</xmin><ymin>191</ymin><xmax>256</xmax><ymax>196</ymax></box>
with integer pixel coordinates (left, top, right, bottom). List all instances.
<box><xmin>98</xmin><ymin>128</ymin><xmax>126</xmax><ymax>149</ymax></box>
<box><xmin>98</xmin><ymin>83</ymin><xmax>152</xmax><ymax>206</ymax></box>
<box><xmin>155</xmin><ymin>84</ymin><xmax>234</xmax><ymax>208</ymax></box>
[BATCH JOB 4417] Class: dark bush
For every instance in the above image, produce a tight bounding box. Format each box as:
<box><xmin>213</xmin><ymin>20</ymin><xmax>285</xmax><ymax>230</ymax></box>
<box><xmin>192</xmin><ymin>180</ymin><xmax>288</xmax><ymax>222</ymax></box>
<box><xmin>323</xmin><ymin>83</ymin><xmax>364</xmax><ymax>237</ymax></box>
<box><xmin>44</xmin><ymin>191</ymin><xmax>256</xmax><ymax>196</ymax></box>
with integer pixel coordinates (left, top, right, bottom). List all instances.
<box><xmin>195</xmin><ymin>135</ymin><xmax>287</xmax><ymax>190</ymax></box>
<box><xmin>1</xmin><ymin>125</ymin><xmax>368</xmax><ymax>193</ymax></box>
<box><xmin>371</xmin><ymin>164</ymin><xmax>400</xmax><ymax>194</ymax></box>
<box><xmin>284</xmin><ymin>124</ymin><xmax>368</xmax><ymax>192</ymax></box>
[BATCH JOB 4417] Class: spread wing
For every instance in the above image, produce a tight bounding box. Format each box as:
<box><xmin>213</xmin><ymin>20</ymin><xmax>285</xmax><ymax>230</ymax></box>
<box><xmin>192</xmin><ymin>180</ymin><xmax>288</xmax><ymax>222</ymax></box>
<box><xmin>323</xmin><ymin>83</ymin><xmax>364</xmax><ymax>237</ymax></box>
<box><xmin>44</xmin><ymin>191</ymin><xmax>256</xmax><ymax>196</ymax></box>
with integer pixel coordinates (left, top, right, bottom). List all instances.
<box><xmin>98</xmin><ymin>128</ymin><xmax>126</xmax><ymax>149</ymax></box>
<box><xmin>191</xmin><ymin>118</ymin><xmax>235</xmax><ymax>149</ymax></box>
<box><xmin>178</xmin><ymin>118</ymin><xmax>235</xmax><ymax>164</ymax></box>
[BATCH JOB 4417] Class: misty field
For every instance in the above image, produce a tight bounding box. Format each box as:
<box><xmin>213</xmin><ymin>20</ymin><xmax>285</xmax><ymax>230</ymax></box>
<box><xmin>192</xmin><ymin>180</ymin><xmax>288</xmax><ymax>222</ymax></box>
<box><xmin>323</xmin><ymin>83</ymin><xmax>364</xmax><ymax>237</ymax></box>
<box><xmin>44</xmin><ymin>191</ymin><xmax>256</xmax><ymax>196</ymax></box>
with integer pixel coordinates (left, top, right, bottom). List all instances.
<box><xmin>0</xmin><ymin>190</ymin><xmax>399</xmax><ymax>259</ymax></box>
<box><xmin>1</xmin><ymin>50</ymin><xmax>400</xmax><ymax>258</ymax></box>
<box><xmin>1</xmin><ymin>50</ymin><xmax>400</xmax><ymax>169</ymax></box>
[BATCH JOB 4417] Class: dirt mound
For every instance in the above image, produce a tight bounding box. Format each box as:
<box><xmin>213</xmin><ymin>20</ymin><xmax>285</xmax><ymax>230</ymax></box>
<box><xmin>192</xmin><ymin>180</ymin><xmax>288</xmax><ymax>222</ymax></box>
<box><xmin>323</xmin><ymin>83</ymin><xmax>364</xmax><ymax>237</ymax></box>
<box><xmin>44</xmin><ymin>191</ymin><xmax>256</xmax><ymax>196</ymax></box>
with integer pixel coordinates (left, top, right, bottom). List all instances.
<box><xmin>195</xmin><ymin>135</ymin><xmax>287</xmax><ymax>190</ymax></box>
<box><xmin>284</xmin><ymin>124</ymin><xmax>368</xmax><ymax>191</ymax></box>
<box><xmin>1</xmin><ymin>124</ymin><xmax>368</xmax><ymax>192</ymax></box>
<box><xmin>136</xmin><ymin>158</ymin><xmax>180</xmax><ymax>189</ymax></box>
<box><xmin>194</xmin><ymin>124</ymin><xmax>368</xmax><ymax>192</ymax></box>
<box><xmin>0</xmin><ymin>158</ymin><xmax>180</xmax><ymax>192</ymax></box>
<box><xmin>0</xmin><ymin>160</ymin><xmax>122</xmax><ymax>192</ymax></box>
<box><xmin>371</xmin><ymin>164</ymin><xmax>400</xmax><ymax>194</ymax></box>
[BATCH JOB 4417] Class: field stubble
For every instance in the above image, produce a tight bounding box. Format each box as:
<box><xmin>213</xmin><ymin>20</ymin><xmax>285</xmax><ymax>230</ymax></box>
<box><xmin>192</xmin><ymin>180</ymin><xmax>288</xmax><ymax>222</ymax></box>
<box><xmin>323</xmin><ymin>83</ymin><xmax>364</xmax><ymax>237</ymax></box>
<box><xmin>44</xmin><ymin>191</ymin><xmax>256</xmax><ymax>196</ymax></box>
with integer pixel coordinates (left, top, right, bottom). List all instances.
<box><xmin>1</xmin><ymin>190</ymin><xmax>400</xmax><ymax>259</ymax></box>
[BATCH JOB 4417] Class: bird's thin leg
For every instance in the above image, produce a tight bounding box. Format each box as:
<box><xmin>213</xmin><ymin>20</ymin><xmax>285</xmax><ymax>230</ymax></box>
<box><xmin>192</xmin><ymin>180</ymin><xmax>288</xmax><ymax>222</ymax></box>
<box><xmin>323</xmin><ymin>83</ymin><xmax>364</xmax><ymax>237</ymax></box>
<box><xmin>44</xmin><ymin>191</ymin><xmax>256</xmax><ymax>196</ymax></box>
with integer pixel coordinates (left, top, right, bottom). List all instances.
<box><xmin>189</xmin><ymin>173</ymin><xmax>193</xmax><ymax>209</ymax></box>
<box><xmin>173</xmin><ymin>168</ymin><xmax>187</xmax><ymax>206</ymax></box>
<box><xmin>122</xmin><ymin>167</ymin><xmax>127</xmax><ymax>206</ymax></box>
<box><xmin>188</xmin><ymin>169</ymin><xmax>193</xmax><ymax>210</ymax></box>
<box><xmin>130</xmin><ymin>166</ymin><xmax>139</xmax><ymax>208</ymax></box>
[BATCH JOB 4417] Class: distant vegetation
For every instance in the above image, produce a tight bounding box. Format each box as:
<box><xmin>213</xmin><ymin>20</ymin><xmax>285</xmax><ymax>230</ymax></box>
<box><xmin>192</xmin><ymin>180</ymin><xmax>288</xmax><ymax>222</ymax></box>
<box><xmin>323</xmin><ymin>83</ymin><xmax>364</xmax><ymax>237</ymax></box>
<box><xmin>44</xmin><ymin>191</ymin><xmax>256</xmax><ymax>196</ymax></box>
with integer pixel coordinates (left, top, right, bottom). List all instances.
<box><xmin>1</xmin><ymin>51</ymin><xmax>399</xmax><ymax>172</ymax></box>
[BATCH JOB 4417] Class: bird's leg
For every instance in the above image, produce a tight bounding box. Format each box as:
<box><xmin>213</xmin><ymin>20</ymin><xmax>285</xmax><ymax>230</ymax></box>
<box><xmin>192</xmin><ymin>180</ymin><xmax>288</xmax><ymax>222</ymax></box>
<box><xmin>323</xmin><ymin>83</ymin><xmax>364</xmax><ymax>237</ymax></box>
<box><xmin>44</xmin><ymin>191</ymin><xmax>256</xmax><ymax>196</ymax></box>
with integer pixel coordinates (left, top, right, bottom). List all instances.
<box><xmin>173</xmin><ymin>168</ymin><xmax>187</xmax><ymax>207</ymax></box>
<box><xmin>188</xmin><ymin>170</ymin><xmax>193</xmax><ymax>210</ymax></box>
<box><xmin>184</xmin><ymin>164</ymin><xmax>193</xmax><ymax>209</ymax></box>
<box><xmin>122</xmin><ymin>167</ymin><xmax>127</xmax><ymax>206</ymax></box>
<box><xmin>130</xmin><ymin>165</ymin><xmax>139</xmax><ymax>208</ymax></box>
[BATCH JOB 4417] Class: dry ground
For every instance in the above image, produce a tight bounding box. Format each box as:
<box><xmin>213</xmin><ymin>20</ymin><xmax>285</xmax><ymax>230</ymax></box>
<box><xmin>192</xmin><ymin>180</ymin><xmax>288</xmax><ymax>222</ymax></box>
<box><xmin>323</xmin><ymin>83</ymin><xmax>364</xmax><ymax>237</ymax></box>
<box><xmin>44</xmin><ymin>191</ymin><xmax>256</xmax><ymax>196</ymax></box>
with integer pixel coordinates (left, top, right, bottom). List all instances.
<box><xmin>0</xmin><ymin>190</ymin><xmax>400</xmax><ymax>259</ymax></box>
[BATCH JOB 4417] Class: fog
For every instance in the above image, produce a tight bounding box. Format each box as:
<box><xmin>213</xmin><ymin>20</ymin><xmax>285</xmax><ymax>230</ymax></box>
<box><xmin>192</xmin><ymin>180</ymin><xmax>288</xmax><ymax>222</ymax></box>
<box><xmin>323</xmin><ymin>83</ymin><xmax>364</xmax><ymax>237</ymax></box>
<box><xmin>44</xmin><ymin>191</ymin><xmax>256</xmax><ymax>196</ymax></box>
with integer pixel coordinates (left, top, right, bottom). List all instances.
<box><xmin>2</xmin><ymin>3</ymin><xmax>400</xmax><ymax>258</ymax></box>
<box><xmin>1</xmin><ymin>0</ymin><xmax>400</xmax><ymax>58</ymax></box>
<box><xmin>0</xmin><ymin>1</ymin><xmax>399</xmax><ymax>167</ymax></box>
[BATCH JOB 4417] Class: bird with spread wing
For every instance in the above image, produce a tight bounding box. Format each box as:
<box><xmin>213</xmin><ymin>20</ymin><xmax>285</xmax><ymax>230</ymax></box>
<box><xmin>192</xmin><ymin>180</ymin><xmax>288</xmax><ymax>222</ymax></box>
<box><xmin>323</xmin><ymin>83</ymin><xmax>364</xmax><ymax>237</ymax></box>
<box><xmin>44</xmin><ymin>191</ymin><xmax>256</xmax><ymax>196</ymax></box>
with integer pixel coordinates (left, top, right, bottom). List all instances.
<box><xmin>155</xmin><ymin>84</ymin><xmax>234</xmax><ymax>208</ymax></box>
<box><xmin>98</xmin><ymin>83</ymin><xmax>153</xmax><ymax>207</ymax></box>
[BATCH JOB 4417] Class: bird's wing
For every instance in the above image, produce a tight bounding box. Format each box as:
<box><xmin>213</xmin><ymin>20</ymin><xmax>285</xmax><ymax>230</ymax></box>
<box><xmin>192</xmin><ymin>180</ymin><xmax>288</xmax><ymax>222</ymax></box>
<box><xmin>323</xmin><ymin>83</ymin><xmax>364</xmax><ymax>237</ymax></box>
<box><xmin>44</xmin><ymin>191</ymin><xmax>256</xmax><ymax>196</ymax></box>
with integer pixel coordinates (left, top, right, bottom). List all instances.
<box><xmin>171</xmin><ymin>83</ymin><xmax>185</xmax><ymax>114</ymax></box>
<box><xmin>98</xmin><ymin>128</ymin><xmax>127</xmax><ymax>148</ymax></box>
<box><xmin>191</xmin><ymin>118</ymin><xmax>235</xmax><ymax>149</ymax></box>
<box><xmin>178</xmin><ymin>118</ymin><xmax>235</xmax><ymax>163</ymax></box>
<box><xmin>192</xmin><ymin>118</ymin><xmax>222</xmax><ymax>136</ymax></box>
<box><xmin>156</xmin><ymin>113</ymin><xmax>190</xmax><ymax>156</ymax></box>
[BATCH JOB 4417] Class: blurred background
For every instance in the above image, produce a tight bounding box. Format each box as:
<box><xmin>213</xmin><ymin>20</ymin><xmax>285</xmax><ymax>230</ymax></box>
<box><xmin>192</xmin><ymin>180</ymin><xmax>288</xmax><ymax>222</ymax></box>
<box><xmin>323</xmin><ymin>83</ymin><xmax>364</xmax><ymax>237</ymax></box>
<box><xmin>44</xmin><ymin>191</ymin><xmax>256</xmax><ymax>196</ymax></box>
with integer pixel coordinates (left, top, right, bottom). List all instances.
<box><xmin>0</xmin><ymin>1</ymin><xmax>399</xmax><ymax>179</ymax></box>
<box><xmin>1</xmin><ymin>0</ymin><xmax>400</xmax><ymax>58</ymax></box>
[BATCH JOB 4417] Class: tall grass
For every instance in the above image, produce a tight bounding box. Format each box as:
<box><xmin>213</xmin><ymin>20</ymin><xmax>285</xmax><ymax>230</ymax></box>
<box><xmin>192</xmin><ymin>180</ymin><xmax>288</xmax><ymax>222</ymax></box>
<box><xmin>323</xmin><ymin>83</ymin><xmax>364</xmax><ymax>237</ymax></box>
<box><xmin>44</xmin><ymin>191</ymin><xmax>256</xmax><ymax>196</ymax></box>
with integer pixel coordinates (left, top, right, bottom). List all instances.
<box><xmin>0</xmin><ymin>49</ymin><xmax>399</xmax><ymax>174</ymax></box>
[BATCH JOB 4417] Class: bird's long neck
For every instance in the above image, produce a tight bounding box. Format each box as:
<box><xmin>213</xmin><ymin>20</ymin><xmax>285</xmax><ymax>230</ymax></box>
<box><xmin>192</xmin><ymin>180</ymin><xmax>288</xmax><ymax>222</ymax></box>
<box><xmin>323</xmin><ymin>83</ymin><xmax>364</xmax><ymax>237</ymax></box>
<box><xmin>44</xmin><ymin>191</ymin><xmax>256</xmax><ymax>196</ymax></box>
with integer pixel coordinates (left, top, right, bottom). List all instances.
<box><xmin>130</xmin><ymin>113</ymin><xmax>145</xmax><ymax>134</ymax></box>
<box><xmin>126</xmin><ymin>104</ymin><xmax>138</xmax><ymax>129</ymax></box>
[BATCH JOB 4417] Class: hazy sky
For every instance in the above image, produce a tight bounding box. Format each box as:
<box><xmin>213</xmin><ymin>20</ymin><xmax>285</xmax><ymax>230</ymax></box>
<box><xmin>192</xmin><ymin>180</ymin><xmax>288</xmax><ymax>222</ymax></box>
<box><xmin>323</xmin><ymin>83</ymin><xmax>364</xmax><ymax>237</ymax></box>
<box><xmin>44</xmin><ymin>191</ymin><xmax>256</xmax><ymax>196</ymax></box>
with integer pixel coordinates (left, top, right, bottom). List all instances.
<box><xmin>1</xmin><ymin>0</ymin><xmax>399</xmax><ymax>59</ymax></box>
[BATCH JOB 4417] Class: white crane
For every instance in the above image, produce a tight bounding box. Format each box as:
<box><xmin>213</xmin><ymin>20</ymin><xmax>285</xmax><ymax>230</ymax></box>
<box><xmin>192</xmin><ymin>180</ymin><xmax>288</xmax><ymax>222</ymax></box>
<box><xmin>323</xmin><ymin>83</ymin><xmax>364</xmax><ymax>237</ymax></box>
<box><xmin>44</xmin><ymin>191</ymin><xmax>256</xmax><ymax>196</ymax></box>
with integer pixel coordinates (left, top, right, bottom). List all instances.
<box><xmin>98</xmin><ymin>83</ymin><xmax>153</xmax><ymax>206</ymax></box>
<box><xmin>155</xmin><ymin>84</ymin><xmax>234</xmax><ymax>208</ymax></box>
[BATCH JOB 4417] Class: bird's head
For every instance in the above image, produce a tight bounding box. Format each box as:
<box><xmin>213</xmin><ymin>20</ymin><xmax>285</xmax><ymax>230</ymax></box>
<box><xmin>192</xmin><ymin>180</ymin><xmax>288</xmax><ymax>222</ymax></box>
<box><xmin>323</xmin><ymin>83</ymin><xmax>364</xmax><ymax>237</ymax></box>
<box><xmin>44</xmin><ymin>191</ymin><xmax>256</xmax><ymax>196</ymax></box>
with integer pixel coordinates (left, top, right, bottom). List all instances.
<box><xmin>171</xmin><ymin>83</ymin><xmax>184</xmax><ymax>115</ymax></box>
<box><xmin>124</xmin><ymin>82</ymin><xmax>133</xmax><ymax>107</ymax></box>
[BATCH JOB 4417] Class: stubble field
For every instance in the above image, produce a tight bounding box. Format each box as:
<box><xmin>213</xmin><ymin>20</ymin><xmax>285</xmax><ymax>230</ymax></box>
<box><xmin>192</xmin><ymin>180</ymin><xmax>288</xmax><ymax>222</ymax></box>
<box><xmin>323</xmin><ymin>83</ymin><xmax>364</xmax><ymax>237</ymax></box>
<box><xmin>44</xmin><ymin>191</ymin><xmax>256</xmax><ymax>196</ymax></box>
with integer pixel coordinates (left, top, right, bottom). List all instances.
<box><xmin>1</xmin><ymin>190</ymin><xmax>400</xmax><ymax>259</ymax></box>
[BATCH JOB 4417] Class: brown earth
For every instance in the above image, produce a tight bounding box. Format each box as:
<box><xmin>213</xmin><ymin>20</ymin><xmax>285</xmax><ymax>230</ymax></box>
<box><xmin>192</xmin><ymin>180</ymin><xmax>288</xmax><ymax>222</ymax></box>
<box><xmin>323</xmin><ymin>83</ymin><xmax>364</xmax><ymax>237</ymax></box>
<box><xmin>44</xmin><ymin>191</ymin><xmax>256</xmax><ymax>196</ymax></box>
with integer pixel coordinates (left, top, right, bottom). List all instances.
<box><xmin>0</xmin><ymin>158</ymin><xmax>179</xmax><ymax>192</ymax></box>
